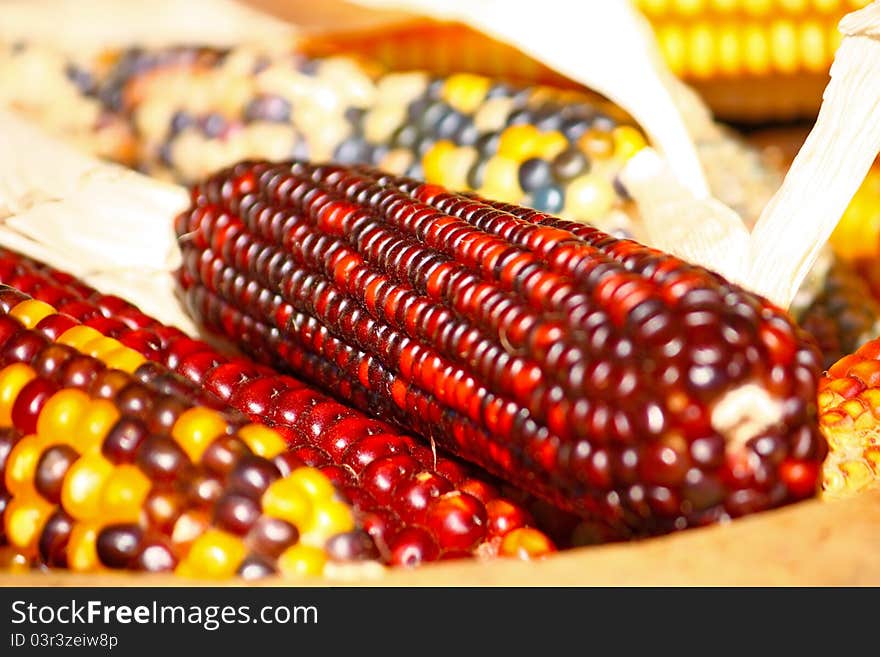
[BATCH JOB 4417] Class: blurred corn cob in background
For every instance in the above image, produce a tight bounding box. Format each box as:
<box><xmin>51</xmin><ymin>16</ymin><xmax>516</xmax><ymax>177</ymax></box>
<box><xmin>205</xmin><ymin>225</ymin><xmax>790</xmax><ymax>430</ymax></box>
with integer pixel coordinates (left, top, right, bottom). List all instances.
<box><xmin>3</xmin><ymin>40</ymin><xmax>877</xmax><ymax>366</ymax></box>
<box><xmin>636</xmin><ymin>0</ymin><xmax>872</xmax><ymax>121</ymax></box>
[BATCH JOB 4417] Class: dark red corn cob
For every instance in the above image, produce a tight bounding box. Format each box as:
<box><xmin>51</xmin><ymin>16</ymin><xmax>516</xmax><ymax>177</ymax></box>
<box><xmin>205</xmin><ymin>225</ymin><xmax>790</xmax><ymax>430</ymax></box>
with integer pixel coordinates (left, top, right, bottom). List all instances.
<box><xmin>0</xmin><ymin>249</ymin><xmax>561</xmax><ymax>560</ymax></box>
<box><xmin>173</xmin><ymin>160</ymin><xmax>827</xmax><ymax>537</ymax></box>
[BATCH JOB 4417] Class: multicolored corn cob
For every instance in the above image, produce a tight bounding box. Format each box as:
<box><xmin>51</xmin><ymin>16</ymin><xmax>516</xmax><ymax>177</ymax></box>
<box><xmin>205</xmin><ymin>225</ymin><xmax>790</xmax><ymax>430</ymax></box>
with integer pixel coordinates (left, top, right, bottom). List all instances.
<box><xmin>0</xmin><ymin>247</ymin><xmax>562</xmax><ymax>564</ymax></box>
<box><xmin>174</xmin><ymin>160</ymin><xmax>827</xmax><ymax>536</ymax></box>
<box><xmin>0</xmin><ymin>285</ymin><xmax>374</xmax><ymax>579</ymax></box>
<box><xmin>636</xmin><ymin>0</ymin><xmax>872</xmax><ymax>121</ymax></box>
<box><xmin>819</xmin><ymin>337</ymin><xmax>880</xmax><ymax>498</ymax></box>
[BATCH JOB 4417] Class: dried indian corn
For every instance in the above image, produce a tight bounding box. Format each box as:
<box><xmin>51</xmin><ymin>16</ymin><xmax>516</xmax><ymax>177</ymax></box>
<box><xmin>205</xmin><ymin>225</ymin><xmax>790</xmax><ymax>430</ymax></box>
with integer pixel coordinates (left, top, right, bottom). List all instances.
<box><xmin>818</xmin><ymin>338</ymin><xmax>880</xmax><ymax>498</ymax></box>
<box><xmin>0</xmin><ymin>285</ymin><xmax>373</xmax><ymax>579</ymax></box>
<box><xmin>174</xmin><ymin>160</ymin><xmax>827</xmax><ymax>536</ymax></box>
<box><xmin>637</xmin><ymin>0</ymin><xmax>871</xmax><ymax>120</ymax></box>
<box><xmin>0</xmin><ymin>247</ymin><xmax>561</xmax><ymax>564</ymax></box>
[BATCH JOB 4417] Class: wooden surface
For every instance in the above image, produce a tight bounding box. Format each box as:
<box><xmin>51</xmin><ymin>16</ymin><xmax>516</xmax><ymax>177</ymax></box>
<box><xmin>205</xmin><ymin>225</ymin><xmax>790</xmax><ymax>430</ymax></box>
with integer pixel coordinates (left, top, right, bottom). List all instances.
<box><xmin>3</xmin><ymin>491</ymin><xmax>880</xmax><ymax>587</ymax></box>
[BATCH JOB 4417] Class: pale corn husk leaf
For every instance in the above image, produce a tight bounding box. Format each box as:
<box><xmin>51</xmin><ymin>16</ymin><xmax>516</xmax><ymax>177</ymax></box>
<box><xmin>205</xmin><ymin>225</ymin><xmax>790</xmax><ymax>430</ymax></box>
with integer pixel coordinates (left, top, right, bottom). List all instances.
<box><xmin>747</xmin><ymin>2</ymin><xmax>880</xmax><ymax>308</ymax></box>
<box><xmin>0</xmin><ymin>111</ymin><xmax>195</xmax><ymax>332</ymax></box>
<box><xmin>620</xmin><ymin>148</ymin><xmax>750</xmax><ymax>286</ymax></box>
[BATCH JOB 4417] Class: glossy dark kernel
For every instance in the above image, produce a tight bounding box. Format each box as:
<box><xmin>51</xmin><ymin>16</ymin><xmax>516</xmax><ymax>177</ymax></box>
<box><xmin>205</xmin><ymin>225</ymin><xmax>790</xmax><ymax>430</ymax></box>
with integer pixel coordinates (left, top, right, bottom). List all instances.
<box><xmin>34</xmin><ymin>444</ymin><xmax>79</xmax><ymax>503</ymax></box>
<box><xmin>96</xmin><ymin>524</ymin><xmax>144</xmax><ymax>569</ymax></box>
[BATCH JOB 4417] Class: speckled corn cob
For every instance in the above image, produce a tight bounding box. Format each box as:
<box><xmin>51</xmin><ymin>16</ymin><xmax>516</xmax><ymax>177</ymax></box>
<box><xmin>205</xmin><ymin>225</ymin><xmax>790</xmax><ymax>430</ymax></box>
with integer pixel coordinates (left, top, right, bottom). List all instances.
<box><xmin>819</xmin><ymin>338</ymin><xmax>880</xmax><ymax>498</ymax></box>
<box><xmin>175</xmin><ymin>160</ymin><xmax>828</xmax><ymax>537</ymax></box>
<box><xmin>0</xmin><ymin>285</ymin><xmax>372</xmax><ymax>579</ymax></box>
<box><xmin>0</xmin><ymin>247</ymin><xmax>563</xmax><ymax>564</ymax></box>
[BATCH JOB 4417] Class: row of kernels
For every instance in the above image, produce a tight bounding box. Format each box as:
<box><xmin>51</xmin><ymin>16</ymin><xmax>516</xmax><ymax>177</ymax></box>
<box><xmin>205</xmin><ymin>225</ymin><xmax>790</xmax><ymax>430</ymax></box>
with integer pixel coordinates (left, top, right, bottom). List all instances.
<box><xmin>0</xmin><ymin>294</ymin><xmax>365</xmax><ymax>579</ymax></box>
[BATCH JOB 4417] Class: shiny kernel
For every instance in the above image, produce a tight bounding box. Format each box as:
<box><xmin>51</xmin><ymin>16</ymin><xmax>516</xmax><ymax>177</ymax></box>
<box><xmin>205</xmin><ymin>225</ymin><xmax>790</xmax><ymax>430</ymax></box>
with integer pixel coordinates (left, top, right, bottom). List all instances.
<box><xmin>285</xmin><ymin>467</ymin><xmax>336</xmax><ymax>501</ymax></box>
<box><xmin>4</xmin><ymin>495</ymin><xmax>53</xmax><ymax>551</ymax></box>
<box><xmin>0</xmin><ymin>363</ymin><xmax>37</xmax><ymax>426</ymax></box>
<box><xmin>536</xmin><ymin>131</ymin><xmax>568</xmax><ymax>161</ymax></box>
<box><xmin>612</xmin><ymin>126</ymin><xmax>647</xmax><ymax>161</ymax></box>
<box><xmin>277</xmin><ymin>543</ymin><xmax>327</xmax><ymax>578</ymax></box>
<box><xmin>74</xmin><ymin>399</ymin><xmax>121</xmax><ymax>453</ymax></box>
<box><xmin>563</xmin><ymin>174</ymin><xmax>616</xmax><ymax>221</ymax></box>
<box><xmin>422</xmin><ymin>140</ymin><xmax>458</xmax><ymax>186</ymax></box>
<box><xmin>179</xmin><ymin>529</ymin><xmax>246</xmax><ymax>579</ymax></box>
<box><xmin>238</xmin><ymin>424</ymin><xmax>286</xmax><ymax>459</ymax></box>
<box><xmin>479</xmin><ymin>156</ymin><xmax>523</xmax><ymax>203</ymax></box>
<box><xmin>441</xmin><ymin>73</ymin><xmax>491</xmax><ymax>114</ymax></box>
<box><xmin>4</xmin><ymin>434</ymin><xmax>42</xmax><ymax>496</ymax></box>
<box><xmin>499</xmin><ymin>527</ymin><xmax>555</xmax><ymax>560</ymax></box>
<box><xmin>99</xmin><ymin>464</ymin><xmax>151</xmax><ymax>523</ymax></box>
<box><xmin>102</xmin><ymin>347</ymin><xmax>147</xmax><ymax>374</ymax></box>
<box><xmin>61</xmin><ymin>451</ymin><xmax>114</xmax><ymax>520</ymax></box>
<box><xmin>9</xmin><ymin>300</ymin><xmax>57</xmax><ymax>329</ymax></box>
<box><xmin>57</xmin><ymin>326</ymin><xmax>103</xmax><ymax>350</ymax></box>
<box><xmin>66</xmin><ymin>521</ymin><xmax>103</xmax><ymax>572</ymax></box>
<box><xmin>36</xmin><ymin>389</ymin><xmax>91</xmax><ymax>446</ymax></box>
<box><xmin>306</xmin><ymin>500</ymin><xmax>355</xmax><ymax>539</ymax></box>
<box><xmin>81</xmin><ymin>336</ymin><xmax>123</xmax><ymax>360</ymax></box>
<box><xmin>497</xmin><ymin>124</ymin><xmax>542</xmax><ymax>161</ymax></box>
<box><xmin>171</xmin><ymin>407</ymin><xmax>229</xmax><ymax>462</ymax></box>
<box><xmin>261</xmin><ymin>477</ymin><xmax>313</xmax><ymax>528</ymax></box>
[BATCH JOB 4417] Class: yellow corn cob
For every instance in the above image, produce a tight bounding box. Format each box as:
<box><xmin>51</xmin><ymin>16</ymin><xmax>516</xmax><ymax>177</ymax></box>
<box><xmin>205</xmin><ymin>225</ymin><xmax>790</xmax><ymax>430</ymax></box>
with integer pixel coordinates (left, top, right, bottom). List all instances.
<box><xmin>636</xmin><ymin>0</ymin><xmax>872</xmax><ymax>120</ymax></box>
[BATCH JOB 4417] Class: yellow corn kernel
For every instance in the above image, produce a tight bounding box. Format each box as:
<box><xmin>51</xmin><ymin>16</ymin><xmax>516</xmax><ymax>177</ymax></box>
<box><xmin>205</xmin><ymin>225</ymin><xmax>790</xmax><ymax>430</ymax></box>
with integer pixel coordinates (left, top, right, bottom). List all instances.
<box><xmin>285</xmin><ymin>467</ymin><xmax>336</xmax><ymax>502</ymax></box>
<box><xmin>500</xmin><ymin>527</ymin><xmax>556</xmax><ymax>560</ymax></box>
<box><xmin>612</xmin><ymin>126</ymin><xmax>648</xmax><ymax>161</ymax></box>
<box><xmin>4</xmin><ymin>434</ymin><xmax>42</xmax><ymax>496</ymax></box>
<box><xmin>237</xmin><ymin>424</ymin><xmax>286</xmax><ymax>459</ymax></box>
<box><xmin>262</xmin><ymin>476</ymin><xmax>313</xmax><ymax>528</ymax></box>
<box><xmin>99</xmin><ymin>464</ymin><xmax>151</xmax><ymax>523</ymax></box>
<box><xmin>9</xmin><ymin>300</ymin><xmax>56</xmax><ymax>329</ymax></box>
<box><xmin>441</xmin><ymin>73</ymin><xmax>491</xmax><ymax>114</ymax></box>
<box><xmin>179</xmin><ymin>529</ymin><xmax>246</xmax><ymax>579</ymax></box>
<box><xmin>800</xmin><ymin>21</ymin><xmax>827</xmax><ymax>73</ymax></box>
<box><xmin>743</xmin><ymin>25</ymin><xmax>771</xmax><ymax>76</ymax></box>
<box><xmin>769</xmin><ymin>20</ymin><xmax>799</xmax><ymax>75</ymax></box>
<box><xmin>81</xmin><ymin>336</ymin><xmax>123</xmax><ymax>361</ymax></box>
<box><xmin>497</xmin><ymin>124</ymin><xmax>542</xmax><ymax>162</ymax></box>
<box><xmin>673</xmin><ymin>0</ymin><xmax>704</xmax><ymax>16</ymax></box>
<box><xmin>4</xmin><ymin>494</ymin><xmax>53</xmax><ymax>551</ymax></box>
<box><xmin>61</xmin><ymin>451</ymin><xmax>114</xmax><ymax>520</ymax></box>
<box><xmin>716</xmin><ymin>23</ymin><xmax>741</xmax><ymax>76</ymax></box>
<box><xmin>277</xmin><ymin>544</ymin><xmax>327</xmax><ymax>578</ymax></box>
<box><xmin>305</xmin><ymin>500</ymin><xmax>355</xmax><ymax>540</ymax></box>
<box><xmin>67</xmin><ymin>521</ymin><xmax>103</xmax><ymax>572</ymax></box>
<box><xmin>742</xmin><ymin>0</ymin><xmax>772</xmax><ymax>15</ymax></box>
<box><xmin>36</xmin><ymin>389</ymin><xmax>91</xmax><ymax>446</ymax></box>
<box><xmin>74</xmin><ymin>399</ymin><xmax>121</xmax><ymax>453</ymax></box>
<box><xmin>478</xmin><ymin>156</ymin><xmax>523</xmax><ymax>204</ymax></box>
<box><xmin>563</xmin><ymin>174</ymin><xmax>616</xmax><ymax>222</ymax></box>
<box><xmin>56</xmin><ymin>326</ymin><xmax>103</xmax><ymax>350</ymax></box>
<box><xmin>0</xmin><ymin>363</ymin><xmax>36</xmax><ymax>426</ymax></box>
<box><xmin>687</xmin><ymin>23</ymin><xmax>715</xmax><ymax>79</ymax></box>
<box><xmin>171</xmin><ymin>407</ymin><xmax>228</xmax><ymax>462</ymax></box>
<box><xmin>656</xmin><ymin>25</ymin><xmax>687</xmax><ymax>76</ymax></box>
<box><xmin>102</xmin><ymin>347</ymin><xmax>147</xmax><ymax>374</ymax></box>
<box><xmin>422</xmin><ymin>140</ymin><xmax>458</xmax><ymax>186</ymax></box>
